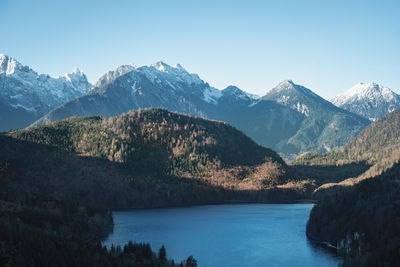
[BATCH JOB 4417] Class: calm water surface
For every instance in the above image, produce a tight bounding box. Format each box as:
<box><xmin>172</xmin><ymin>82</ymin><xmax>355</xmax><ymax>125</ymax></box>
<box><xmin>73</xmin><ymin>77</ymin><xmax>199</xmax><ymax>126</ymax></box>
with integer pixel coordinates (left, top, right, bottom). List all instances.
<box><xmin>104</xmin><ymin>204</ymin><xmax>339</xmax><ymax>267</ymax></box>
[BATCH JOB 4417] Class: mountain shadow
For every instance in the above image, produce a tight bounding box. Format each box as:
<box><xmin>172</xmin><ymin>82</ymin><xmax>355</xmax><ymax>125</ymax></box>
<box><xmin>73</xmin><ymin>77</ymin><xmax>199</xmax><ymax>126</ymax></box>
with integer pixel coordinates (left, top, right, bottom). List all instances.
<box><xmin>291</xmin><ymin>161</ymin><xmax>372</xmax><ymax>185</ymax></box>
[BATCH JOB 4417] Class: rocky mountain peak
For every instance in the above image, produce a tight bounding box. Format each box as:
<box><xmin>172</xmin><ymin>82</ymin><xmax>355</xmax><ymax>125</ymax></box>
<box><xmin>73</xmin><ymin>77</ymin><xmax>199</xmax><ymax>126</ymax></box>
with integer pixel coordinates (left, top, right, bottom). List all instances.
<box><xmin>95</xmin><ymin>64</ymin><xmax>137</xmax><ymax>87</ymax></box>
<box><xmin>0</xmin><ymin>54</ymin><xmax>31</xmax><ymax>75</ymax></box>
<box><xmin>331</xmin><ymin>82</ymin><xmax>400</xmax><ymax>121</ymax></box>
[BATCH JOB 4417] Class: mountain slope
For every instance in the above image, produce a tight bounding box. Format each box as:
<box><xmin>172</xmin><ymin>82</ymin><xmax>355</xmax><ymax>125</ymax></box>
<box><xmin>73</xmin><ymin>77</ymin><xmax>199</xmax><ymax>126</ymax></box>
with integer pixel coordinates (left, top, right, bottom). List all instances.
<box><xmin>293</xmin><ymin>108</ymin><xmax>400</xmax><ymax>184</ymax></box>
<box><xmin>0</xmin><ymin>54</ymin><xmax>92</xmax><ymax>131</ymax></box>
<box><xmin>0</xmin><ymin>120</ymin><xmax>198</xmax><ymax>267</ymax></box>
<box><xmin>218</xmin><ymin>85</ymin><xmax>258</xmax><ymax>107</ymax></box>
<box><xmin>33</xmin><ymin>62</ymin><xmax>222</xmax><ymax>125</ymax></box>
<box><xmin>259</xmin><ymin>80</ymin><xmax>370</xmax><ymax>155</ymax></box>
<box><xmin>331</xmin><ymin>82</ymin><xmax>400</xmax><ymax>121</ymax></box>
<box><xmin>216</xmin><ymin>98</ymin><xmax>305</xmax><ymax>155</ymax></box>
<box><xmin>15</xmin><ymin>108</ymin><xmax>302</xmax><ymax>192</ymax></box>
<box><xmin>306</xmin><ymin>163</ymin><xmax>400</xmax><ymax>266</ymax></box>
<box><xmin>298</xmin><ymin>108</ymin><xmax>400</xmax><ymax>265</ymax></box>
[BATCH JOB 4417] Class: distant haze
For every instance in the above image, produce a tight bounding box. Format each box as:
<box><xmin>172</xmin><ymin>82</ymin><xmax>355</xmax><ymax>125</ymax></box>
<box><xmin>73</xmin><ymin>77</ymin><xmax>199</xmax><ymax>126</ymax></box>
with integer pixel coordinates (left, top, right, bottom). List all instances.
<box><xmin>1</xmin><ymin>0</ymin><xmax>399</xmax><ymax>98</ymax></box>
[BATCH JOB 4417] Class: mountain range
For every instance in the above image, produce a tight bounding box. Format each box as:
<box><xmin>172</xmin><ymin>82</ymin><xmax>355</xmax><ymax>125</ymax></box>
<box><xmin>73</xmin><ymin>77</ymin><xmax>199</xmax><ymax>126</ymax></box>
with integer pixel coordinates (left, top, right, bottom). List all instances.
<box><xmin>254</xmin><ymin>80</ymin><xmax>369</xmax><ymax>155</ymax></box>
<box><xmin>2</xmin><ymin>53</ymin><xmax>400</xmax><ymax>266</ymax></box>
<box><xmin>0</xmin><ymin>54</ymin><xmax>91</xmax><ymax>131</ymax></box>
<box><xmin>2</xmin><ymin>53</ymin><xmax>399</xmax><ymax>157</ymax></box>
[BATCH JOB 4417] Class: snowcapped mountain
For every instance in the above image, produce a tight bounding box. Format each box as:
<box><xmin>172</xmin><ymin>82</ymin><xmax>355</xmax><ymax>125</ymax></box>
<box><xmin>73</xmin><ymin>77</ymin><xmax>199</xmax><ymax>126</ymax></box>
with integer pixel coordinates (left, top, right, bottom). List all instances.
<box><xmin>0</xmin><ymin>53</ymin><xmax>376</xmax><ymax>157</ymax></box>
<box><xmin>33</xmin><ymin>61</ymin><xmax>227</xmax><ymax>125</ymax></box>
<box><xmin>94</xmin><ymin>64</ymin><xmax>137</xmax><ymax>87</ymax></box>
<box><xmin>331</xmin><ymin>82</ymin><xmax>400</xmax><ymax>121</ymax></box>
<box><xmin>145</xmin><ymin>61</ymin><xmax>204</xmax><ymax>86</ymax></box>
<box><xmin>218</xmin><ymin>85</ymin><xmax>259</xmax><ymax>106</ymax></box>
<box><xmin>257</xmin><ymin>80</ymin><xmax>370</xmax><ymax>155</ymax></box>
<box><xmin>261</xmin><ymin>80</ymin><xmax>322</xmax><ymax>116</ymax></box>
<box><xmin>33</xmin><ymin>64</ymin><xmax>370</xmax><ymax>157</ymax></box>
<box><xmin>0</xmin><ymin>54</ymin><xmax>91</xmax><ymax>131</ymax></box>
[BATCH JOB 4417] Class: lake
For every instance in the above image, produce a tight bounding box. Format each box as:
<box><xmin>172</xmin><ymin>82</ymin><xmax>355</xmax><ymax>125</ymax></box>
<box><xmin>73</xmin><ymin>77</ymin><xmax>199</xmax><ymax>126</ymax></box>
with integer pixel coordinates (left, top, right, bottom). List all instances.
<box><xmin>104</xmin><ymin>204</ymin><xmax>339</xmax><ymax>267</ymax></box>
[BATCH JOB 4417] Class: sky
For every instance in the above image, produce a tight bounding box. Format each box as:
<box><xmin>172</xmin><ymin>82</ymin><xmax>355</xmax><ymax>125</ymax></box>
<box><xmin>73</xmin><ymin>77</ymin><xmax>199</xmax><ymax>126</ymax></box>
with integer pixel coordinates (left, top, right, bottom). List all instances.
<box><xmin>1</xmin><ymin>0</ymin><xmax>399</xmax><ymax>99</ymax></box>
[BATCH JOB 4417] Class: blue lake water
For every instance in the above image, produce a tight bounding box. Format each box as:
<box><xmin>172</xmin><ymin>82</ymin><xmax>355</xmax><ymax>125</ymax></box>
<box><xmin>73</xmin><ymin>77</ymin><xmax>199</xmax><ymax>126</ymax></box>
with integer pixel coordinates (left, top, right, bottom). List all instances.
<box><xmin>104</xmin><ymin>204</ymin><xmax>339</xmax><ymax>267</ymax></box>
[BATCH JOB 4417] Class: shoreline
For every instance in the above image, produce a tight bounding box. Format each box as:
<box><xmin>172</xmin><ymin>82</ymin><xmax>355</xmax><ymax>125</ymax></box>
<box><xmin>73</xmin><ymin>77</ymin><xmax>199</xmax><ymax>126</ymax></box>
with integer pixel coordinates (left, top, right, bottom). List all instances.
<box><xmin>111</xmin><ymin>199</ymin><xmax>318</xmax><ymax>211</ymax></box>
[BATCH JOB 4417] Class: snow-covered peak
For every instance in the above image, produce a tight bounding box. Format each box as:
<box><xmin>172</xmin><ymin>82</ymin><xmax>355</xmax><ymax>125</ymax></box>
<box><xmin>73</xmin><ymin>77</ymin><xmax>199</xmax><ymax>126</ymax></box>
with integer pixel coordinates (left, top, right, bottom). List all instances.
<box><xmin>281</xmin><ymin>79</ymin><xmax>294</xmax><ymax>85</ymax></box>
<box><xmin>63</xmin><ymin>68</ymin><xmax>85</xmax><ymax>80</ymax></box>
<box><xmin>93</xmin><ymin>60</ymin><xmax>263</xmax><ymax>106</ymax></box>
<box><xmin>222</xmin><ymin>85</ymin><xmax>259</xmax><ymax>100</ymax></box>
<box><xmin>332</xmin><ymin>82</ymin><xmax>398</xmax><ymax>105</ymax></box>
<box><xmin>0</xmin><ymin>54</ymin><xmax>8</xmax><ymax>71</ymax></box>
<box><xmin>261</xmin><ymin>80</ymin><xmax>328</xmax><ymax>117</ymax></box>
<box><xmin>150</xmin><ymin>61</ymin><xmax>189</xmax><ymax>74</ymax></box>
<box><xmin>331</xmin><ymin>82</ymin><xmax>400</xmax><ymax>121</ymax></box>
<box><xmin>0</xmin><ymin>54</ymin><xmax>29</xmax><ymax>75</ymax></box>
<box><xmin>143</xmin><ymin>61</ymin><xmax>203</xmax><ymax>85</ymax></box>
<box><xmin>72</xmin><ymin>67</ymin><xmax>83</xmax><ymax>74</ymax></box>
<box><xmin>150</xmin><ymin>61</ymin><xmax>170</xmax><ymax>72</ymax></box>
<box><xmin>270</xmin><ymin>80</ymin><xmax>319</xmax><ymax>98</ymax></box>
<box><xmin>0</xmin><ymin>53</ymin><xmax>92</xmax><ymax>115</ymax></box>
<box><xmin>95</xmin><ymin>64</ymin><xmax>137</xmax><ymax>87</ymax></box>
<box><xmin>273</xmin><ymin>80</ymin><xmax>297</xmax><ymax>92</ymax></box>
<box><xmin>61</xmin><ymin>69</ymin><xmax>91</xmax><ymax>94</ymax></box>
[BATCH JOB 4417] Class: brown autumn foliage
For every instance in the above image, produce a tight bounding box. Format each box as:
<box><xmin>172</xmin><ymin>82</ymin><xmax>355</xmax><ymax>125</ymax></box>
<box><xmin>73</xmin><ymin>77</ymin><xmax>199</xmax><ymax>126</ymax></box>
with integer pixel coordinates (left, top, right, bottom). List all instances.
<box><xmin>9</xmin><ymin>108</ymin><xmax>299</xmax><ymax>192</ymax></box>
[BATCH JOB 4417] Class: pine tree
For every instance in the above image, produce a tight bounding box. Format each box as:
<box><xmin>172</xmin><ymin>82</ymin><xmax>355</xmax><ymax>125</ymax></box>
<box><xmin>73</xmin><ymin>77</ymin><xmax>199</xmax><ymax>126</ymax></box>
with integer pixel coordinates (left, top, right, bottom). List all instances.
<box><xmin>158</xmin><ymin>245</ymin><xmax>167</xmax><ymax>264</ymax></box>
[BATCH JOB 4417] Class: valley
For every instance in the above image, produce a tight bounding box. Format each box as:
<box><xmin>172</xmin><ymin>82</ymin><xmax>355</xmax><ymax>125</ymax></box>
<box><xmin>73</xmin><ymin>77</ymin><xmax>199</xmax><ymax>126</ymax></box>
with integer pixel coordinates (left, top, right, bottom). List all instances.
<box><xmin>2</xmin><ymin>1</ymin><xmax>399</xmax><ymax>266</ymax></box>
<box><xmin>2</xmin><ymin>105</ymin><xmax>400</xmax><ymax>265</ymax></box>
<box><xmin>1</xmin><ymin>55</ymin><xmax>400</xmax><ymax>266</ymax></box>
<box><xmin>0</xmin><ymin>109</ymin><xmax>313</xmax><ymax>265</ymax></box>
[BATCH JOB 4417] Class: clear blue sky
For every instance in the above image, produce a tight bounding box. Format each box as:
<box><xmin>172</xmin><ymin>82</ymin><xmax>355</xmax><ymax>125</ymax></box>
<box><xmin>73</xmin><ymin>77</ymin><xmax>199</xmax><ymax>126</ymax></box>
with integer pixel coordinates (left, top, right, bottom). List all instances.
<box><xmin>1</xmin><ymin>0</ymin><xmax>399</xmax><ymax>98</ymax></box>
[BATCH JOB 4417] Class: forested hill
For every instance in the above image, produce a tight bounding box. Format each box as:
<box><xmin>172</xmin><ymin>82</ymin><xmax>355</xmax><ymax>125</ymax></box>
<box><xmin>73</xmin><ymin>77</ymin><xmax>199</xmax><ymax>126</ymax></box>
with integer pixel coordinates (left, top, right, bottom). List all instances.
<box><xmin>292</xmin><ymin>108</ymin><xmax>400</xmax><ymax>185</ymax></box>
<box><xmin>306</xmin><ymin>163</ymin><xmax>400</xmax><ymax>266</ymax></box>
<box><xmin>288</xmin><ymin>108</ymin><xmax>400</xmax><ymax>266</ymax></box>
<box><xmin>0</xmin><ymin>131</ymin><xmax>197</xmax><ymax>266</ymax></box>
<box><xmin>15</xmin><ymin>108</ymin><xmax>284</xmax><ymax>170</ymax></box>
<box><xmin>1</xmin><ymin>108</ymin><xmax>310</xmax><ymax>215</ymax></box>
<box><xmin>11</xmin><ymin>108</ymin><xmax>292</xmax><ymax>190</ymax></box>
